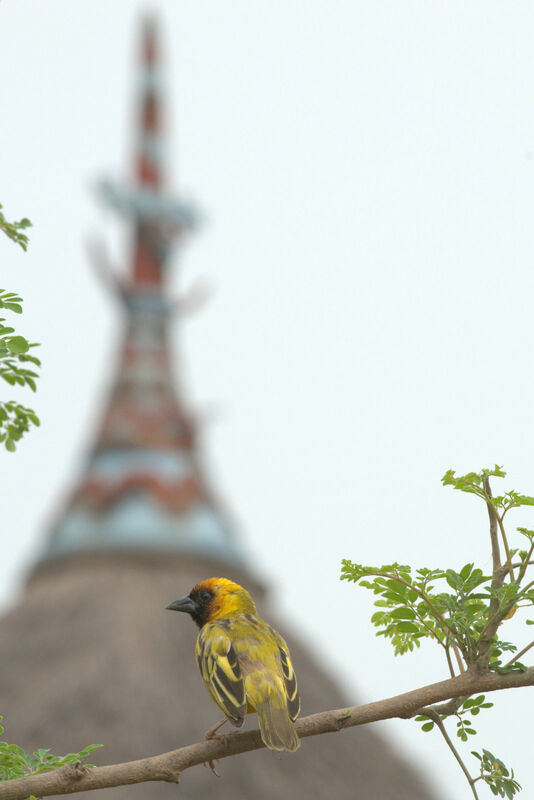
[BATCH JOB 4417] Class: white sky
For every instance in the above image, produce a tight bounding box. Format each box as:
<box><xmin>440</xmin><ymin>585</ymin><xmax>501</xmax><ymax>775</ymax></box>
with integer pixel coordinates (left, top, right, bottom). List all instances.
<box><xmin>2</xmin><ymin>2</ymin><xmax>534</xmax><ymax>798</ymax></box>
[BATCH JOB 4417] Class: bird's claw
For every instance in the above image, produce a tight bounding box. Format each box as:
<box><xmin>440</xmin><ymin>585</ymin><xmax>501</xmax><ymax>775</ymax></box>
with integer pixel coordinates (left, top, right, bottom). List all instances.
<box><xmin>204</xmin><ymin>759</ymin><xmax>221</xmax><ymax>777</ymax></box>
<box><xmin>204</xmin><ymin>726</ymin><xmax>224</xmax><ymax>776</ymax></box>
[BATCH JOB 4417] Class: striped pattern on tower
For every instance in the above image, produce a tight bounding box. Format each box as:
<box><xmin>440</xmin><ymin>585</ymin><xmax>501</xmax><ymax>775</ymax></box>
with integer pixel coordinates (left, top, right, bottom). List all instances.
<box><xmin>41</xmin><ymin>18</ymin><xmax>242</xmax><ymax>568</ymax></box>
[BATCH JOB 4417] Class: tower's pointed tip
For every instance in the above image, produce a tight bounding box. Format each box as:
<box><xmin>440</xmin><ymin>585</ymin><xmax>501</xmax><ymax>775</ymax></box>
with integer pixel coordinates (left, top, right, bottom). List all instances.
<box><xmin>135</xmin><ymin>12</ymin><xmax>164</xmax><ymax>190</ymax></box>
<box><xmin>97</xmin><ymin>14</ymin><xmax>199</xmax><ymax>283</ymax></box>
<box><xmin>140</xmin><ymin>12</ymin><xmax>159</xmax><ymax>67</ymax></box>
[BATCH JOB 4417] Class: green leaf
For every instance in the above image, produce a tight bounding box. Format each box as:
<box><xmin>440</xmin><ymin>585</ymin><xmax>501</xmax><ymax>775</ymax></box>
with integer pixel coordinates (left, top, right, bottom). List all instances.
<box><xmin>6</xmin><ymin>336</ymin><xmax>29</xmax><ymax>355</ymax></box>
<box><xmin>395</xmin><ymin>621</ymin><xmax>419</xmax><ymax>633</ymax></box>
<box><xmin>421</xmin><ymin>721</ymin><xmax>434</xmax><ymax>732</ymax></box>
<box><xmin>0</xmin><ymin>206</ymin><xmax>32</xmax><ymax>251</ymax></box>
<box><xmin>389</xmin><ymin>607</ymin><xmax>416</xmax><ymax>620</ymax></box>
<box><xmin>514</xmin><ymin>494</ymin><xmax>534</xmax><ymax>507</ymax></box>
<box><xmin>460</xmin><ymin>563</ymin><xmax>473</xmax><ymax>580</ymax></box>
<box><xmin>445</xmin><ymin>570</ymin><xmax>460</xmax><ymax>589</ymax></box>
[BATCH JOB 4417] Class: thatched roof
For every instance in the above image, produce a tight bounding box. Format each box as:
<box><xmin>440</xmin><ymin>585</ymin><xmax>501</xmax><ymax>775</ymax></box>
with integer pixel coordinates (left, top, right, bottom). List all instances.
<box><xmin>0</xmin><ymin>553</ymin><xmax>436</xmax><ymax>799</ymax></box>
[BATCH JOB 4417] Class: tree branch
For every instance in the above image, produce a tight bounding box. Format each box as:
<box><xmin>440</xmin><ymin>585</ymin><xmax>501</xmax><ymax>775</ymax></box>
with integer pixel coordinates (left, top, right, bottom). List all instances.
<box><xmin>1</xmin><ymin>668</ymin><xmax>534</xmax><ymax>800</ymax></box>
<box><xmin>417</xmin><ymin>696</ymin><xmax>465</xmax><ymax>718</ymax></box>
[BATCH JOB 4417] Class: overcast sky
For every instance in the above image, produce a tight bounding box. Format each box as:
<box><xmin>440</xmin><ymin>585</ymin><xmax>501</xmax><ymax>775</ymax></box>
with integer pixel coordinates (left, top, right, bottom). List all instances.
<box><xmin>2</xmin><ymin>2</ymin><xmax>534</xmax><ymax>798</ymax></box>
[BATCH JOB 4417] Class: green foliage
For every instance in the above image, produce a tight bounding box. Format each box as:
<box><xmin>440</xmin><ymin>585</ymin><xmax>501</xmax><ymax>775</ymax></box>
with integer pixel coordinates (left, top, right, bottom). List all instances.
<box><xmin>0</xmin><ymin>204</ymin><xmax>32</xmax><ymax>252</ymax></box>
<box><xmin>340</xmin><ymin>560</ymin><xmax>496</xmax><ymax>661</ymax></box>
<box><xmin>472</xmin><ymin>750</ymin><xmax>521</xmax><ymax>798</ymax></box>
<box><xmin>441</xmin><ymin>465</ymin><xmax>506</xmax><ymax>493</ymax></box>
<box><xmin>0</xmin><ymin>716</ymin><xmax>101</xmax><ymax>790</ymax></box>
<box><xmin>342</xmin><ymin>465</ymin><xmax>534</xmax><ymax>798</ymax></box>
<box><xmin>415</xmin><ymin>696</ymin><xmax>494</xmax><ymax>742</ymax></box>
<box><xmin>442</xmin><ymin>466</ymin><xmax>534</xmax><ymax>516</ymax></box>
<box><xmin>0</xmin><ymin>208</ymin><xmax>41</xmax><ymax>450</ymax></box>
<box><xmin>0</xmin><ymin>402</ymin><xmax>40</xmax><ymax>451</ymax></box>
<box><xmin>0</xmin><ymin>295</ymin><xmax>40</xmax><ymax>450</ymax></box>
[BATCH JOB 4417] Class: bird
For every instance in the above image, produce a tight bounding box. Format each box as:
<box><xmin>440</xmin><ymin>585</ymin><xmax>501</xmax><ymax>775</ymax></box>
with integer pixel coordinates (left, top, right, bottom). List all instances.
<box><xmin>166</xmin><ymin>577</ymin><xmax>301</xmax><ymax>752</ymax></box>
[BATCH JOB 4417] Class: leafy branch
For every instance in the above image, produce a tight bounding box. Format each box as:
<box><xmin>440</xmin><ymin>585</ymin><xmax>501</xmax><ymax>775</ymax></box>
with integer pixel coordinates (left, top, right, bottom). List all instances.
<box><xmin>472</xmin><ymin>750</ymin><xmax>521</xmax><ymax>799</ymax></box>
<box><xmin>0</xmin><ymin>205</ymin><xmax>32</xmax><ymax>252</ymax></box>
<box><xmin>0</xmin><ymin>205</ymin><xmax>40</xmax><ymax>450</ymax></box>
<box><xmin>0</xmin><ymin>716</ymin><xmax>101</xmax><ymax>800</ymax></box>
<box><xmin>342</xmin><ymin>465</ymin><xmax>534</xmax><ymax>798</ymax></box>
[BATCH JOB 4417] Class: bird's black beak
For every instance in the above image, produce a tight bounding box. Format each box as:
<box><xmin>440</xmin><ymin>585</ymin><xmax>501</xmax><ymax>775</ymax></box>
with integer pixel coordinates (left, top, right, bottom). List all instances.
<box><xmin>166</xmin><ymin>595</ymin><xmax>196</xmax><ymax>614</ymax></box>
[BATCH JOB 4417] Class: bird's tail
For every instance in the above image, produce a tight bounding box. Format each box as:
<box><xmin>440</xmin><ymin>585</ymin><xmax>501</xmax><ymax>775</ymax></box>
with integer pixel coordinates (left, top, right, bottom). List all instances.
<box><xmin>256</xmin><ymin>699</ymin><xmax>300</xmax><ymax>752</ymax></box>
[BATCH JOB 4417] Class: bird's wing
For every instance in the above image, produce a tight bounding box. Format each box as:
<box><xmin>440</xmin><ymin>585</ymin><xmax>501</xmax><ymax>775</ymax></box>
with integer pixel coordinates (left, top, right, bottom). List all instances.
<box><xmin>196</xmin><ymin>625</ymin><xmax>247</xmax><ymax>726</ymax></box>
<box><xmin>278</xmin><ymin>642</ymin><xmax>300</xmax><ymax>720</ymax></box>
<box><xmin>267</xmin><ymin>627</ymin><xmax>300</xmax><ymax>721</ymax></box>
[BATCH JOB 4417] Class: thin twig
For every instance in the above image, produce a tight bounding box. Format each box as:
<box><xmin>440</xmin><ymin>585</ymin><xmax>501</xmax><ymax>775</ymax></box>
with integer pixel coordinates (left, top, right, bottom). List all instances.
<box><xmin>477</xmin><ymin>477</ymin><xmax>510</xmax><ymax>666</ymax></box>
<box><xmin>496</xmin><ymin>515</ymin><xmax>515</xmax><ymax>582</ymax></box>
<box><xmin>444</xmin><ymin>645</ymin><xmax>455</xmax><ymax>678</ymax></box>
<box><xmin>410</xmin><ymin>594</ymin><xmax>465</xmax><ymax>674</ymax></box>
<box><xmin>498</xmin><ymin>559</ymin><xmax>534</xmax><ymax>579</ymax></box>
<box><xmin>520</xmin><ymin>577</ymin><xmax>534</xmax><ymax>594</ymax></box>
<box><xmin>483</xmin><ymin>476</ymin><xmax>502</xmax><ymax>576</ymax></box>
<box><xmin>516</xmin><ymin>545</ymin><xmax>534</xmax><ymax>586</ymax></box>
<box><xmin>451</xmin><ymin>643</ymin><xmax>466</xmax><ymax>674</ymax></box>
<box><xmin>425</xmin><ymin>711</ymin><xmax>479</xmax><ymax>800</ymax></box>
<box><xmin>503</xmin><ymin>639</ymin><xmax>534</xmax><ymax>668</ymax></box>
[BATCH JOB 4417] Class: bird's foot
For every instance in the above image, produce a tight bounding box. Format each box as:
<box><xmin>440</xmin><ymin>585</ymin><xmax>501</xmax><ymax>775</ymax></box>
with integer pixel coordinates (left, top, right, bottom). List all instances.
<box><xmin>204</xmin><ymin>759</ymin><xmax>221</xmax><ymax>777</ymax></box>
<box><xmin>203</xmin><ymin>718</ymin><xmax>227</xmax><ymax>774</ymax></box>
<box><xmin>205</xmin><ymin>718</ymin><xmax>227</xmax><ymax>740</ymax></box>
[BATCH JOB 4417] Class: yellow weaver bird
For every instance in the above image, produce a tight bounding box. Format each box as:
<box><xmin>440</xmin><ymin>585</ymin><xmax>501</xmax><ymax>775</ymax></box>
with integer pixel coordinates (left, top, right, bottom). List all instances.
<box><xmin>166</xmin><ymin>577</ymin><xmax>301</xmax><ymax>751</ymax></box>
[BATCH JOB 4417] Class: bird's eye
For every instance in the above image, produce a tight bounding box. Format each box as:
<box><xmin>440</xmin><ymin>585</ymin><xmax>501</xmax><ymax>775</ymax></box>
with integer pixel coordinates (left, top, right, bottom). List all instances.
<box><xmin>200</xmin><ymin>590</ymin><xmax>212</xmax><ymax>602</ymax></box>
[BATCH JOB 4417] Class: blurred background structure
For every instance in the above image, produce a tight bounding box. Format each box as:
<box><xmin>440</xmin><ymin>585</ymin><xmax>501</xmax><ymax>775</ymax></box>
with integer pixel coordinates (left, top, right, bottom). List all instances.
<box><xmin>0</xmin><ymin>17</ymin><xmax>434</xmax><ymax>800</ymax></box>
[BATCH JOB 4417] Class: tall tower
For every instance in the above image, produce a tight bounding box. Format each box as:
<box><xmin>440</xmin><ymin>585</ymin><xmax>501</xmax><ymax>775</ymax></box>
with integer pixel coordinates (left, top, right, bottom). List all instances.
<box><xmin>0</xmin><ymin>19</ymin><xmax>434</xmax><ymax>800</ymax></box>
<box><xmin>44</xmin><ymin>18</ymin><xmax>241</xmax><ymax>569</ymax></box>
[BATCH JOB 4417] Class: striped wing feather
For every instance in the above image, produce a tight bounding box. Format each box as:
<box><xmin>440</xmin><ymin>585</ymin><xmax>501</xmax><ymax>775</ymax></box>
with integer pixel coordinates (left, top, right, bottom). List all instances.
<box><xmin>196</xmin><ymin>628</ymin><xmax>247</xmax><ymax>726</ymax></box>
<box><xmin>278</xmin><ymin>643</ymin><xmax>300</xmax><ymax>720</ymax></box>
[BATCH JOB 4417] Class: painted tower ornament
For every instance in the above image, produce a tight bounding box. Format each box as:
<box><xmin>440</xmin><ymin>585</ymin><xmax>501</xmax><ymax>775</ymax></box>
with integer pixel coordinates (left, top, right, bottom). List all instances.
<box><xmin>43</xmin><ymin>18</ymin><xmax>241</xmax><ymax>566</ymax></box>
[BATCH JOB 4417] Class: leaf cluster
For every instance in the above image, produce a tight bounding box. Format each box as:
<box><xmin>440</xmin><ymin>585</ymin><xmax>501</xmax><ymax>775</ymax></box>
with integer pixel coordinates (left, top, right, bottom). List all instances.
<box><xmin>0</xmin><ymin>716</ymin><xmax>101</xmax><ymax>796</ymax></box>
<box><xmin>0</xmin><ymin>305</ymin><xmax>40</xmax><ymax>447</ymax></box>
<box><xmin>443</xmin><ymin>466</ymin><xmax>534</xmax><ymax>518</ymax></box>
<box><xmin>415</xmin><ymin>696</ymin><xmax>493</xmax><ymax>741</ymax></box>
<box><xmin>0</xmin><ymin>205</ymin><xmax>31</xmax><ymax>252</ymax></box>
<box><xmin>472</xmin><ymin>750</ymin><xmax>521</xmax><ymax>798</ymax></box>
<box><xmin>340</xmin><ymin>560</ymin><xmax>500</xmax><ymax>663</ymax></box>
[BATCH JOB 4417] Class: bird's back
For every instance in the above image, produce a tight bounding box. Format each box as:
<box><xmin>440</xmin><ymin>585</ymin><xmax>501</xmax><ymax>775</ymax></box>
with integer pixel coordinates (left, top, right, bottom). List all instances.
<box><xmin>198</xmin><ymin>611</ymin><xmax>300</xmax><ymax>751</ymax></box>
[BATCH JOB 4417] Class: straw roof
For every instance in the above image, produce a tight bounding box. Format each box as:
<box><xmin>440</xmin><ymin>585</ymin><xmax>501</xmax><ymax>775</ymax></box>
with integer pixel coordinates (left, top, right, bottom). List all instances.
<box><xmin>0</xmin><ymin>553</ymin><xmax>435</xmax><ymax>799</ymax></box>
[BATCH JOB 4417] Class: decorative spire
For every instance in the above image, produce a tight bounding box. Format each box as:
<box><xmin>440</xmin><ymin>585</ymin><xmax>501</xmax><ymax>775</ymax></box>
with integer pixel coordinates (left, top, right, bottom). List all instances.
<box><xmin>99</xmin><ymin>16</ymin><xmax>196</xmax><ymax>288</ymax></box>
<box><xmin>41</xmin><ymin>17</ymin><xmax>243</xmax><ymax>567</ymax></box>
